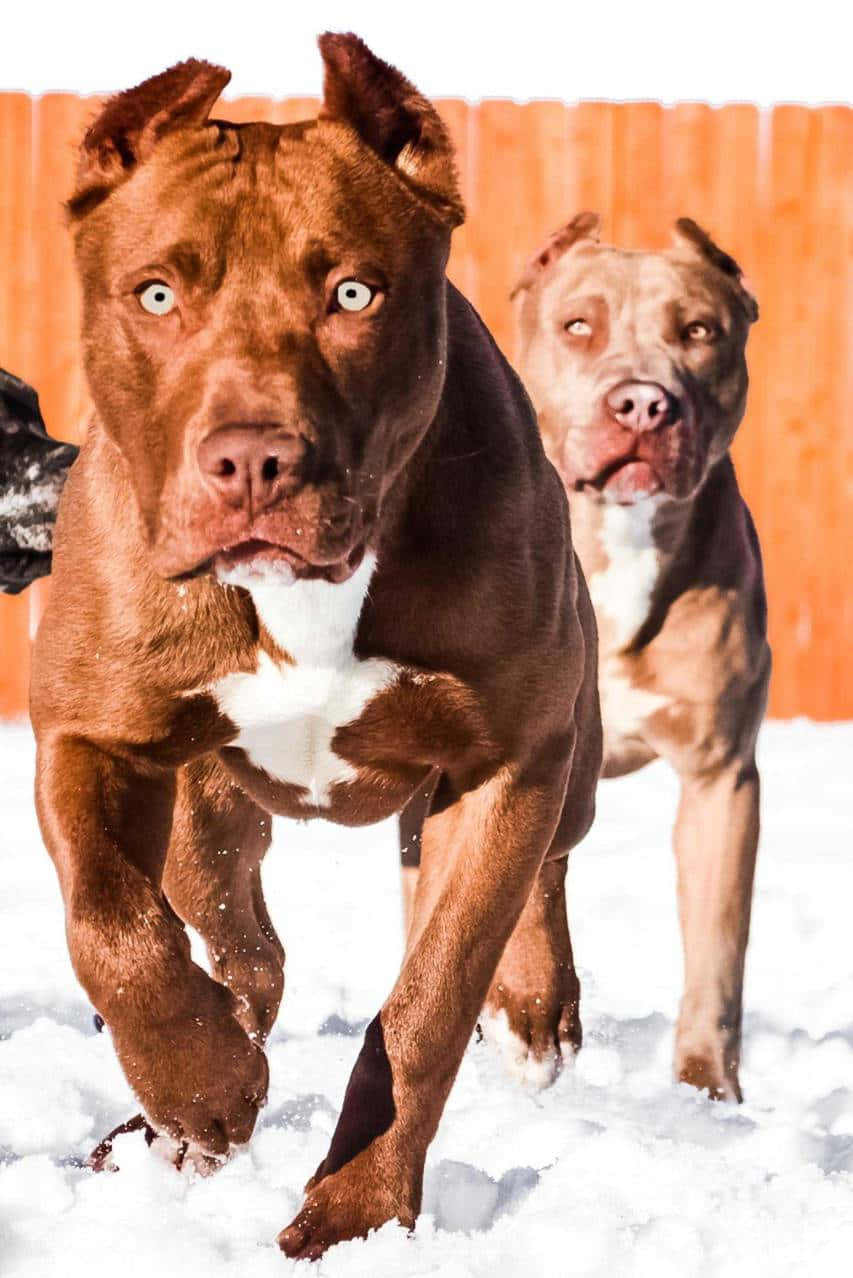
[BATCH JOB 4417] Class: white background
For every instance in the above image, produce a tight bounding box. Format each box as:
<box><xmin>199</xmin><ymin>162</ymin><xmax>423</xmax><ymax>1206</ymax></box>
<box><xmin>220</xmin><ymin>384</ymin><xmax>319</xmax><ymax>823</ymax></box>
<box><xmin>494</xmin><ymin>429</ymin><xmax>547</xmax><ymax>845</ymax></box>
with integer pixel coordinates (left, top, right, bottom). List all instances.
<box><xmin>2</xmin><ymin>0</ymin><xmax>850</xmax><ymax>104</ymax></box>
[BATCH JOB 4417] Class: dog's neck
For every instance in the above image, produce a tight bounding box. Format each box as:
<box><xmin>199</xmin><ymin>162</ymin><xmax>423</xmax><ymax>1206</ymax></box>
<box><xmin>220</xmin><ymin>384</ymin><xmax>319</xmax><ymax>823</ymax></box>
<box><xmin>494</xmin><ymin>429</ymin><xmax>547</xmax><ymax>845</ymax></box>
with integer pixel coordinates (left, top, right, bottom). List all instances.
<box><xmin>569</xmin><ymin>487</ymin><xmax>696</xmax><ymax>653</ymax></box>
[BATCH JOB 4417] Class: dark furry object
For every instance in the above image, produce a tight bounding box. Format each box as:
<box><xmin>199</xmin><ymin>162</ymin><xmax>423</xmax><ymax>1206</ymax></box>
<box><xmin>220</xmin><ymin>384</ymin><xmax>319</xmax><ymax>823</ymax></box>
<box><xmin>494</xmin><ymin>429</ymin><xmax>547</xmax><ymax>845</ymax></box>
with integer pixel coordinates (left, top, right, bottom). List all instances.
<box><xmin>0</xmin><ymin>368</ymin><xmax>78</xmax><ymax>594</ymax></box>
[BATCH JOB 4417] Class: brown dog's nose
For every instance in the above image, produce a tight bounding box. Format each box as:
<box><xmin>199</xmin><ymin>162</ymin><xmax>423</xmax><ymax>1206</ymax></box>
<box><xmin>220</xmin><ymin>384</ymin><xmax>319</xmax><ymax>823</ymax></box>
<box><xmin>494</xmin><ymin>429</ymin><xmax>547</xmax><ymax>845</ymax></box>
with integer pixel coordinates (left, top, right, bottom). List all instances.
<box><xmin>197</xmin><ymin>424</ymin><xmax>311</xmax><ymax>512</ymax></box>
<box><xmin>605</xmin><ymin>381</ymin><xmax>680</xmax><ymax>432</ymax></box>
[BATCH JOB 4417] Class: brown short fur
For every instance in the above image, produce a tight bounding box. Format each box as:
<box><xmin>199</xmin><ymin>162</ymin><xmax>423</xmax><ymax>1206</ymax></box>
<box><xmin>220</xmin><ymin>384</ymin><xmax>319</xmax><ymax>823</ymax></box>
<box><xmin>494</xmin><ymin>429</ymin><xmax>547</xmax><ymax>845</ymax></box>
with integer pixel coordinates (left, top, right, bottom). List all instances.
<box><xmin>30</xmin><ymin>35</ymin><xmax>600</xmax><ymax>1258</ymax></box>
<box><xmin>507</xmin><ymin>213</ymin><xmax>770</xmax><ymax>1101</ymax></box>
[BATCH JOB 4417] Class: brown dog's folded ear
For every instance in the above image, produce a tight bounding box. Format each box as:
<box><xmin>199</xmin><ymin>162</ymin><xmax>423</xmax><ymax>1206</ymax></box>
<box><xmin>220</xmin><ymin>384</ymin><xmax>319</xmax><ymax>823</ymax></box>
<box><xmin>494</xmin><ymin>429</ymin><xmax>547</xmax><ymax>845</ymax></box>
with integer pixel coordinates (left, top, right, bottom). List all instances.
<box><xmin>510</xmin><ymin>212</ymin><xmax>601</xmax><ymax>300</ymax></box>
<box><xmin>673</xmin><ymin>218</ymin><xmax>759</xmax><ymax>322</ymax></box>
<box><xmin>68</xmin><ymin>59</ymin><xmax>231</xmax><ymax>220</ymax></box>
<box><xmin>318</xmin><ymin>32</ymin><xmax>464</xmax><ymax>228</ymax></box>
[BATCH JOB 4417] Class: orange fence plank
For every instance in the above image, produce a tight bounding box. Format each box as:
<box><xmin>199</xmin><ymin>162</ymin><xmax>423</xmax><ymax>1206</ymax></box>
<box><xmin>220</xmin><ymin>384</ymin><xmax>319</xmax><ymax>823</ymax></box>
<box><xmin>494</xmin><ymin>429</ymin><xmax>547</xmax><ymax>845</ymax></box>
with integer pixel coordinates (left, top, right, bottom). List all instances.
<box><xmin>562</xmin><ymin>102</ymin><xmax>615</xmax><ymax>232</ymax></box>
<box><xmin>754</xmin><ymin>108</ymin><xmax>822</xmax><ymax>716</ymax></box>
<box><xmin>0</xmin><ymin>95</ymin><xmax>851</xmax><ymax>719</ymax></box>
<box><xmin>0</xmin><ymin>94</ymin><xmax>35</xmax><ymax>716</ymax></box>
<box><xmin>611</xmin><ymin>101</ymin><xmax>666</xmax><ymax>249</ymax></box>
<box><xmin>30</xmin><ymin>94</ymin><xmax>94</xmax><ymax>445</ymax></box>
<box><xmin>439</xmin><ymin>100</ymin><xmax>478</xmax><ymax>302</ymax></box>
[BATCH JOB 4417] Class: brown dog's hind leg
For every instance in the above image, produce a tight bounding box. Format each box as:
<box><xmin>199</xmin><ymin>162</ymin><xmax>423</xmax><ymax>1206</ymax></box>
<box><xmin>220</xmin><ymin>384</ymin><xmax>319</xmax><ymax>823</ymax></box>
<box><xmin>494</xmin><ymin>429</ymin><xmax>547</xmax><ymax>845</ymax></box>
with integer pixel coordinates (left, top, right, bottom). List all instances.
<box><xmin>163</xmin><ymin>755</ymin><xmax>283</xmax><ymax>1045</ymax></box>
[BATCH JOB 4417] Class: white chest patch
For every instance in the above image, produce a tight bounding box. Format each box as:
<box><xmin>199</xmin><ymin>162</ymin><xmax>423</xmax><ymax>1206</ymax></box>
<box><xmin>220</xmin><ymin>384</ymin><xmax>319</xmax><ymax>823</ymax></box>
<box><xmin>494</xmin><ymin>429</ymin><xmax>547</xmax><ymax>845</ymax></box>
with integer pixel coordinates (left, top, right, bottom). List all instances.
<box><xmin>599</xmin><ymin>664</ymin><xmax>669</xmax><ymax>744</ymax></box>
<box><xmin>587</xmin><ymin>500</ymin><xmax>666</xmax><ymax>651</ymax></box>
<box><xmin>212</xmin><ymin>553</ymin><xmax>398</xmax><ymax>808</ymax></box>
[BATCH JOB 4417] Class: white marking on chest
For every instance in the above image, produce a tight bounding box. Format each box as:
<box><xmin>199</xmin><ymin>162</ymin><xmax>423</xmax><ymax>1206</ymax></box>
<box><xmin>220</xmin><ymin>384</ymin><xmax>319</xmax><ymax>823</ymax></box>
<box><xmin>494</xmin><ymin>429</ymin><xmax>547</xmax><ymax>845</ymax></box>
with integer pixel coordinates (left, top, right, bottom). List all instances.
<box><xmin>587</xmin><ymin>500</ymin><xmax>666</xmax><ymax>651</ymax></box>
<box><xmin>213</xmin><ymin>553</ymin><xmax>397</xmax><ymax>807</ymax></box>
<box><xmin>599</xmin><ymin>665</ymin><xmax>669</xmax><ymax>744</ymax></box>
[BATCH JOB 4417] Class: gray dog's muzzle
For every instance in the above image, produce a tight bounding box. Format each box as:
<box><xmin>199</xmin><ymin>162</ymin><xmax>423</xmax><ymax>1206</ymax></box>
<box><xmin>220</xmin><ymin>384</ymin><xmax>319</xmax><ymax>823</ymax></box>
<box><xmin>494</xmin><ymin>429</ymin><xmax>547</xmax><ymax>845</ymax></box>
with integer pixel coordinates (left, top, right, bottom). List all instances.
<box><xmin>0</xmin><ymin>367</ymin><xmax>78</xmax><ymax>594</ymax></box>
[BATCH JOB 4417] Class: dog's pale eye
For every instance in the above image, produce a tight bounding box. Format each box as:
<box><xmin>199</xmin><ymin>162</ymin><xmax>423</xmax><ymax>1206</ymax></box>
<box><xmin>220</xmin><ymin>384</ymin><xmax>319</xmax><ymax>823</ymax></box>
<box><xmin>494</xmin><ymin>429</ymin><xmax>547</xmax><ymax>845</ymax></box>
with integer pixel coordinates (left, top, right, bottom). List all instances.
<box><xmin>565</xmin><ymin>318</ymin><xmax>592</xmax><ymax>337</ymax></box>
<box><xmin>683</xmin><ymin>321</ymin><xmax>712</xmax><ymax>341</ymax></box>
<box><xmin>335</xmin><ymin>280</ymin><xmax>374</xmax><ymax>312</ymax></box>
<box><xmin>138</xmin><ymin>282</ymin><xmax>176</xmax><ymax>316</ymax></box>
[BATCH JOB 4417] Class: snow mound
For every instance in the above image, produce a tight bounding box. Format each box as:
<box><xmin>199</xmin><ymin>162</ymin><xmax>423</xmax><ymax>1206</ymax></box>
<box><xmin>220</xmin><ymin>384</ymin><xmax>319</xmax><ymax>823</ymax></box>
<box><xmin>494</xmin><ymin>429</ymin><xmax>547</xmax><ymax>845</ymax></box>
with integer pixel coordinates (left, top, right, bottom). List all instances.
<box><xmin>1</xmin><ymin>719</ymin><xmax>851</xmax><ymax>1275</ymax></box>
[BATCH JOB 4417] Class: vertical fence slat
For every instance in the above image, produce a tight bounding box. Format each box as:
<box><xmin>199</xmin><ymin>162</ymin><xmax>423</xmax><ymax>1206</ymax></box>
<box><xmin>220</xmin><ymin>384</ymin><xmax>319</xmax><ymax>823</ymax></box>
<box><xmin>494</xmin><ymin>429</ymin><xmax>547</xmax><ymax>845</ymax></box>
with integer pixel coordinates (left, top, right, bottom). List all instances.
<box><xmin>464</xmin><ymin>100</ymin><xmax>525</xmax><ymax>356</ymax></box>
<box><xmin>797</xmin><ymin>106</ymin><xmax>852</xmax><ymax>717</ymax></box>
<box><xmin>754</xmin><ymin>108</ymin><xmax>820</xmax><ymax>716</ymax></box>
<box><xmin>564</xmin><ymin>102</ymin><xmax>616</xmax><ymax>230</ymax></box>
<box><xmin>611</xmin><ymin>102</ymin><xmax>666</xmax><ymax>248</ymax></box>
<box><xmin>31</xmin><ymin>94</ymin><xmax>94</xmax><ymax>445</ymax></box>
<box><xmin>0</xmin><ymin>95</ymin><xmax>35</xmax><ymax>717</ymax></box>
<box><xmin>440</xmin><ymin>100</ymin><xmax>478</xmax><ymax>302</ymax></box>
<box><xmin>712</xmin><ymin>108</ymin><xmax>765</xmax><ymax>591</ymax></box>
<box><xmin>0</xmin><ymin>94</ymin><xmax>850</xmax><ymax>719</ymax></box>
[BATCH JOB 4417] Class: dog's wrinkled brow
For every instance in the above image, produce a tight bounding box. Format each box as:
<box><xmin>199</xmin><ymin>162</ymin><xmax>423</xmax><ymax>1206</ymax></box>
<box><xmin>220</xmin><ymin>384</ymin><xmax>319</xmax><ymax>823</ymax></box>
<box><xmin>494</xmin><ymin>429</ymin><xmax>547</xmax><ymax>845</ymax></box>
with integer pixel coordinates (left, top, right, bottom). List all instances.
<box><xmin>301</xmin><ymin>243</ymin><xmax>337</xmax><ymax>284</ymax></box>
<box><xmin>162</xmin><ymin>242</ymin><xmax>205</xmax><ymax>284</ymax></box>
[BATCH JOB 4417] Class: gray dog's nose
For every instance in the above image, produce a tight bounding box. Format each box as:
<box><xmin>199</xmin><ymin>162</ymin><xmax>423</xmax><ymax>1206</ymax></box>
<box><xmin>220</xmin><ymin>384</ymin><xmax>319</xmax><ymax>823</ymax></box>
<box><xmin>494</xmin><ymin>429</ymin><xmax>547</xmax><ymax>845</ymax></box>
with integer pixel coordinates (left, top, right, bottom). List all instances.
<box><xmin>605</xmin><ymin>381</ymin><xmax>680</xmax><ymax>432</ymax></box>
<box><xmin>198</xmin><ymin>424</ymin><xmax>311</xmax><ymax>512</ymax></box>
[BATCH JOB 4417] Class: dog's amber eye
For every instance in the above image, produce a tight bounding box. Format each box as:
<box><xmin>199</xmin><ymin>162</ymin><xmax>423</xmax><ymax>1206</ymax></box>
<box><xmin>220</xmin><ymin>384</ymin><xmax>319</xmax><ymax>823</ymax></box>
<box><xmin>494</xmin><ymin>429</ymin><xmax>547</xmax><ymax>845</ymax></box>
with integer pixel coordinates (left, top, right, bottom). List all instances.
<box><xmin>683</xmin><ymin>321</ymin><xmax>713</xmax><ymax>341</ymax></box>
<box><xmin>335</xmin><ymin>280</ymin><xmax>374</xmax><ymax>313</ymax></box>
<box><xmin>137</xmin><ymin>281</ymin><xmax>176</xmax><ymax>316</ymax></box>
<box><xmin>565</xmin><ymin>319</ymin><xmax>592</xmax><ymax>337</ymax></box>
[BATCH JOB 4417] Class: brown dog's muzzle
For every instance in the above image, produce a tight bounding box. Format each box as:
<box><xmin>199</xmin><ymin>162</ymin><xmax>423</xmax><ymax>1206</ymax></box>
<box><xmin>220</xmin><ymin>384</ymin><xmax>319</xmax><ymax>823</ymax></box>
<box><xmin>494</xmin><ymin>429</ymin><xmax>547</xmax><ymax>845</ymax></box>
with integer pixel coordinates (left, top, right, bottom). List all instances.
<box><xmin>197</xmin><ymin>423</ymin><xmax>313</xmax><ymax>516</ymax></box>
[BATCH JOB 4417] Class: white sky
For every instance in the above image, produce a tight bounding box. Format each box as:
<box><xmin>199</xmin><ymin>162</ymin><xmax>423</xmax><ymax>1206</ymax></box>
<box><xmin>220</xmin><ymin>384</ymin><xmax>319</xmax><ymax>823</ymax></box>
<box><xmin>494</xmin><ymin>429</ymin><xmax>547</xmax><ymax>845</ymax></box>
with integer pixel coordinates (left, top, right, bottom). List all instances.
<box><xmin>3</xmin><ymin>0</ymin><xmax>850</xmax><ymax>105</ymax></box>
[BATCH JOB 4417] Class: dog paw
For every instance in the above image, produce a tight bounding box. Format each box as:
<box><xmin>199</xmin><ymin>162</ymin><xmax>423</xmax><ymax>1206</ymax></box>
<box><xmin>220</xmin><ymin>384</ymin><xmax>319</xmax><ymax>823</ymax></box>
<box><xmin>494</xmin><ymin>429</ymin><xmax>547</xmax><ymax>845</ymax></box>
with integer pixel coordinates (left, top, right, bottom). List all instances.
<box><xmin>479</xmin><ymin>986</ymin><xmax>581</xmax><ymax>1091</ymax></box>
<box><xmin>108</xmin><ymin>971</ymin><xmax>269</xmax><ymax>1157</ymax></box>
<box><xmin>86</xmin><ymin>1112</ymin><xmax>226</xmax><ymax>1175</ymax></box>
<box><xmin>277</xmin><ymin>1158</ymin><xmax>412</xmax><ymax>1260</ymax></box>
<box><xmin>87</xmin><ymin>1113</ymin><xmax>157</xmax><ymax>1172</ymax></box>
<box><xmin>478</xmin><ymin>1006</ymin><xmax>561</xmax><ymax>1089</ymax></box>
<box><xmin>677</xmin><ymin>1053</ymin><xmax>742</xmax><ymax>1103</ymax></box>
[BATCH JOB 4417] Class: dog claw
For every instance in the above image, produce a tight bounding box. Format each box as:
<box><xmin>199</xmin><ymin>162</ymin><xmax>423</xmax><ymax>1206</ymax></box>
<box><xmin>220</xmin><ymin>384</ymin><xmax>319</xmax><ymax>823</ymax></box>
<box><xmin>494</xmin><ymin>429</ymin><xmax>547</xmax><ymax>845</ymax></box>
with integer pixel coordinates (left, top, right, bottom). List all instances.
<box><xmin>86</xmin><ymin>1113</ymin><xmax>158</xmax><ymax>1172</ymax></box>
<box><xmin>277</xmin><ymin>1218</ymin><xmax>325</xmax><ymax>1263</ymax></box>
<box><xmin>86</xmin><ymin>1115</ymin><xmax>216</xmax><ymax>1176</ymax></box>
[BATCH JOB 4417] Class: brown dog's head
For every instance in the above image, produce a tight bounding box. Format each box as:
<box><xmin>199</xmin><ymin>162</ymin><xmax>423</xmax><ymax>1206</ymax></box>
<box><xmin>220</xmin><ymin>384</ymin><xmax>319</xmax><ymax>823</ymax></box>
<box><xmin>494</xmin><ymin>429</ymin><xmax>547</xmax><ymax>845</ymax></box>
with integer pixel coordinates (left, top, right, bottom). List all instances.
<box><xmin>69</xmin><ymin>34</ymin><xmax>463</xmax><ymax>581</ymax></box>
<box><xmin>511</xmin><ymin>214</ymin><xmax>758</xmax><ymax>505</ymax></box>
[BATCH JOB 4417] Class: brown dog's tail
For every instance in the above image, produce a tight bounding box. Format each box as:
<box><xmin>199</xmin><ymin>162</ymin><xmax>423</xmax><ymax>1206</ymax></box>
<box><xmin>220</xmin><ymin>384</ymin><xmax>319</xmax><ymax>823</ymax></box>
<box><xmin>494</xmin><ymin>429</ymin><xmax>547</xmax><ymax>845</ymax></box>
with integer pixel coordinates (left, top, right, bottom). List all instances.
<box><xmin>0</xmin><ymin>367</ymin><xmax>78</xmax><ymax>594</ymax></box>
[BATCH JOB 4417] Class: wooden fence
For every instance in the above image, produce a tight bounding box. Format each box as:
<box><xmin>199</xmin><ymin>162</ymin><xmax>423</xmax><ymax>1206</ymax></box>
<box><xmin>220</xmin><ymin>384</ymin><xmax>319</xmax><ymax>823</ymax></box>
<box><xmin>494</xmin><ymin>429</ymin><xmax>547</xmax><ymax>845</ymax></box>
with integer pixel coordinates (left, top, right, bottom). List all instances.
<box><xmin>0</xmin><ymin>95</ymin><xmax>850</xmax><ymax>718</ymax></box>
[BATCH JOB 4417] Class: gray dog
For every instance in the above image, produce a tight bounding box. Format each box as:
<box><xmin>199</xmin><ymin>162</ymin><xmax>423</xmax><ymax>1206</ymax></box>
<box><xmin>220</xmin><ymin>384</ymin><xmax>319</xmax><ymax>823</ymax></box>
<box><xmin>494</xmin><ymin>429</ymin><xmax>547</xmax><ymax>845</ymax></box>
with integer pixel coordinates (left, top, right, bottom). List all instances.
<box><xmin>0</xmin><ymin>368</ymin><xmax>77</xmax><ymax>594</ymax></box>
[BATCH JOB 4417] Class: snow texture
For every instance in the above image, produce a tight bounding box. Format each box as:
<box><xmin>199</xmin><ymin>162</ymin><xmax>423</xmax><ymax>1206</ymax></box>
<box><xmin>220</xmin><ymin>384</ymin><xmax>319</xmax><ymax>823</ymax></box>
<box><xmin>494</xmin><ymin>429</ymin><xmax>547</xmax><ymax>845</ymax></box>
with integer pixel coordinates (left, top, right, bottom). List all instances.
<box><xmin>1</xmin><ymin>719</ymin><xmax>851</xmax><ymax>1275</ymax></box>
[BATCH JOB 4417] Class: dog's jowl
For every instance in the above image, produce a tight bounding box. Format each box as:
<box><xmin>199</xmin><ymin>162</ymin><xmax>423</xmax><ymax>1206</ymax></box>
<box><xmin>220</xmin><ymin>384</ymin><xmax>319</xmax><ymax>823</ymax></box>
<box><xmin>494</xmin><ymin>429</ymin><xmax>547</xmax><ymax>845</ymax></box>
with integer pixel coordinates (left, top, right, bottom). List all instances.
<box><xmin>30</xmin><ymin>36</ymin><xmax>600</xmax><ymax>1257</ymax></box>
<box><xmin>510</xmin><ymin>213</ymin><xmax>771</xmax><ymax>1102</ymax></box>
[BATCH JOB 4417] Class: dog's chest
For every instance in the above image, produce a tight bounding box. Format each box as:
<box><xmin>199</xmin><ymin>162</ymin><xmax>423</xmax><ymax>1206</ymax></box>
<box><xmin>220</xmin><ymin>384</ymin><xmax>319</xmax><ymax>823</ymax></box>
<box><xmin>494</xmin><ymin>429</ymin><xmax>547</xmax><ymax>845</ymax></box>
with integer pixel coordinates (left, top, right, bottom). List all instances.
<box><xmin>212</xmin><ymin>556</ymin><xmax>397</xmax><ymax>807</ymax></box>
<box><xmin>586</xmin><ymin>503</ymin><xmax>671</xmax><ymax>743</ymax></box>
<box><xmin>586</xmin><ymin>502</ymin><xmax>665</xmax><ymax>652</ymax></box>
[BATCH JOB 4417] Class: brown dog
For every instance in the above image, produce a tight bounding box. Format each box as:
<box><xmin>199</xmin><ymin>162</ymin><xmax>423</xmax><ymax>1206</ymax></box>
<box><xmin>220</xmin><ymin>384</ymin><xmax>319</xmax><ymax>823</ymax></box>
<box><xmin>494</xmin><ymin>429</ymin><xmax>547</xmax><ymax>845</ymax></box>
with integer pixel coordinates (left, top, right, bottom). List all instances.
<box><xmin>508</xmin><ymin>213</ymin><xmax>770</xmax><ymax>1102</ymax></box>
<box><xmin>30</xmin><ymin>36</ymin><xmax>600</xmax><ymax>1257</ymax></box>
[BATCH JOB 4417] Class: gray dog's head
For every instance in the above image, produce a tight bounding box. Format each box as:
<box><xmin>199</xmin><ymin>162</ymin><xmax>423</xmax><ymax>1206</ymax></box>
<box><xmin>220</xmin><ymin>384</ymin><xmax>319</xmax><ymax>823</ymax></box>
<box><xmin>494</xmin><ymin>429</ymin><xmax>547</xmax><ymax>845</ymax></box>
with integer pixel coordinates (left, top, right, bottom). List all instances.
<box><xmin>512</xmin><ymin>214</ymin><xmax>758</xmax><ymax>505</ymax></box>
<box><xmin>0</xmin><ymin>369</ymin><xmax>78</xmax><ymax>593</ymax></box>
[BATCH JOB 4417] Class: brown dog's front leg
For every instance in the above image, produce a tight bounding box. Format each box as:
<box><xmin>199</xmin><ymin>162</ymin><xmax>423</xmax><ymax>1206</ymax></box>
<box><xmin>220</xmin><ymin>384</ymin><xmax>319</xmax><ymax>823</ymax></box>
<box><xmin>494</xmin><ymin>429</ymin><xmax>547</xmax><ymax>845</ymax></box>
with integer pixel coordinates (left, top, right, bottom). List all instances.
<box><xmin>672</xmin><ymin>755</ymin><xmax>761</xmax><ymax>1102</ymax></box>
<box><xmin>36</xmin><ymin>735</ymin><xmax>268</xmax><ymax>1157</ymax></box>
<box><xmin>278</xmin><ymin>760</ymin><xmax>568</xmax><ymax>1260</ymax></box>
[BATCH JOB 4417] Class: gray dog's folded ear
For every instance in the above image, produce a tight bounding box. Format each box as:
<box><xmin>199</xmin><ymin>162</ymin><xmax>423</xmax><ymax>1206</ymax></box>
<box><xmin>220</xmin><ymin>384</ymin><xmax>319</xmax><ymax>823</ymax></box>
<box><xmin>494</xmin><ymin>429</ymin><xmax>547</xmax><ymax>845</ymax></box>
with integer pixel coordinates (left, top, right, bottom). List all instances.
<box><xmin>672</xmin><ymin>219</ymin><xmax>759</xmax><ymax>323</ymax></box>
<box><xmin>68</xmin><ymin>59</ymin><xmax>231</xmax><ymax>220</ymax></box>
<box><xmin>318</xmin><ymin>32</ymin><xmax>464</xmax><ymax>228</ymax></box>
<box><xmin>510</xmin><ymin>212</ymin><xmax>601</xmax><ymax>300</ymax></box>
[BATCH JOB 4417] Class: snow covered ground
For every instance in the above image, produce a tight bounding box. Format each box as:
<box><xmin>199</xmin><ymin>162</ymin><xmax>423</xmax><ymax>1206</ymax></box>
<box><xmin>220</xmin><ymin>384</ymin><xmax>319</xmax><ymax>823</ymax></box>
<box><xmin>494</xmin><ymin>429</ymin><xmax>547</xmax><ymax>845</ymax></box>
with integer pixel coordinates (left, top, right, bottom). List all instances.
<box><xmin>1</xmin><ymin>718</ymin><xmax>851</xmax><ymax>1275</ymax></box>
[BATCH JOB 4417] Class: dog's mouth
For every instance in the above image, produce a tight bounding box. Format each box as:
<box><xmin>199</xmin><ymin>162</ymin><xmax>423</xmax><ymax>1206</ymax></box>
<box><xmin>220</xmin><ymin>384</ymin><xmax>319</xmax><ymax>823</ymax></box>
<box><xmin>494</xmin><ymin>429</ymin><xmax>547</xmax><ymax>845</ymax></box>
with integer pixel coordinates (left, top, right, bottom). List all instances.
<box><xmin>207</xmin><ymin>538</ymin><xmax>367</xmax><ymax>586</ymax></box>
<box><xmin>576</xmin><ymin>457</ymin><xmax>662</xmax><ymax>503</ymax></box>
